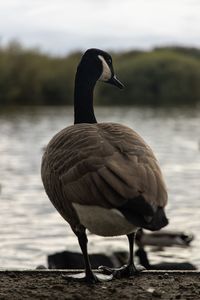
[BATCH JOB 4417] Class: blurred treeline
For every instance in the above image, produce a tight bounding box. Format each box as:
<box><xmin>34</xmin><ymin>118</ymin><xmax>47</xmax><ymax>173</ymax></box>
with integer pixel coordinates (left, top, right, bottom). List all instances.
<box><xmin>0</xmin><ymin>41</ymin><xmax>200</xmax><ymax>106</ymax></box>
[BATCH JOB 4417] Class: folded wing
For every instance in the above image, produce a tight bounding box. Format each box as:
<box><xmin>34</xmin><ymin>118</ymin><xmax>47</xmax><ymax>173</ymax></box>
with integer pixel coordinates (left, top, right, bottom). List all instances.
<box><xmin>42</xmin><ymin>122</ymin><xmax>168</xmax><ymax>229</ymax></box>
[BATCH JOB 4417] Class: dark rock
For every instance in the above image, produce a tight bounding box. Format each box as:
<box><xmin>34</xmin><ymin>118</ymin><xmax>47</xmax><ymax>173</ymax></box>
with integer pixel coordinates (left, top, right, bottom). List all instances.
<box><xmin>48</xmin><ymin>250</ymin><xmax>116</xmax><ymax>269</ymax></box>
<box><xmin>36</xmin><ymin>265</ymin><xmax>47</xmax><ymax>270</ymax></box>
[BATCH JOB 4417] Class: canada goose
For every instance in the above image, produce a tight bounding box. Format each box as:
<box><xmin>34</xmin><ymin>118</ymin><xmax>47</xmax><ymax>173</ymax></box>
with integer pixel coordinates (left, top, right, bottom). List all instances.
<box><xmin>136</xmin><ymin>229</ymin><xmax>194</xmax><ymax>248</ymax></box>
<box><xmin>41</xmin><ymin>48</ymin><xmax>168</xmax><ymax>283</ymax></box>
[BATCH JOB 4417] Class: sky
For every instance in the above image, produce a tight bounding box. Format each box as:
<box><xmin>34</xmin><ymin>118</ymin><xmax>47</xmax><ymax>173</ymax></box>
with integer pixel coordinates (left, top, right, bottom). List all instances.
<box><xmin>0</xmin><ymin>0</ymin><xmax>200</xmax><ymax>55</ymax></box>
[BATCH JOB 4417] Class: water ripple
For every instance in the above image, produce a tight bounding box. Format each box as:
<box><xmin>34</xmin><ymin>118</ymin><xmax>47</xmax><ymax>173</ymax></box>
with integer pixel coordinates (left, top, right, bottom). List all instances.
<box><xmin>0</xmin><ymin>106</ymin><xmax>200</xmax><ymax>269</ymax></box>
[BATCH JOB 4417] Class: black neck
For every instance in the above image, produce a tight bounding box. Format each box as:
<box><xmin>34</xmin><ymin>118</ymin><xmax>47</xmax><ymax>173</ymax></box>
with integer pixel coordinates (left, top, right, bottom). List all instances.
<box><xmin>74</xmin><ymin>70</ymin><xmax>97</xmax><ymax>124</ymax></box>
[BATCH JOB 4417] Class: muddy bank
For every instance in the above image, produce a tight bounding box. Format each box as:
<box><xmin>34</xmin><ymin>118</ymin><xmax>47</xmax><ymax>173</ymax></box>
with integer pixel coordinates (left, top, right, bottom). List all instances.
<box><xmin>0</xmin><ymin>270</ymin><xmax>200</xmax><ymax>300</ymax></box>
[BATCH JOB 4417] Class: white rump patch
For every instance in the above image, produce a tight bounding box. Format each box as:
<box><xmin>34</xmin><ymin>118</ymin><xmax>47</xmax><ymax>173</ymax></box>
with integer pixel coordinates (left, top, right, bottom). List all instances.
<box><xmin>98</xmin><ymin>55</ymin><xmax>112</xmax><ymax>82</ymax></box>
<box><xmin>72</xmin><ymin>203</ymin><xmax>137</xmax><ymax>237</ymax></box>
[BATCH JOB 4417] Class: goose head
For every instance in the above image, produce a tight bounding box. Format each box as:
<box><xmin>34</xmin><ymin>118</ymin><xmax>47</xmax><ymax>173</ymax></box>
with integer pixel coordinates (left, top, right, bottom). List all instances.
<box><xmin>77</xmin><ymin>48</ymin><xmax>124</xmax><ymax>89</ymax></box>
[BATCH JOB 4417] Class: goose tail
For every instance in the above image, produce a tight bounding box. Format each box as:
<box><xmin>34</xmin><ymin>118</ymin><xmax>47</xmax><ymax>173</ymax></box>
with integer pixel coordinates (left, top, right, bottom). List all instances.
<box><xmin>119</xmin><ymin>196</ymin><xmax>168</xmax><ymax>231</ymax></box>
<box><xmin>144</xmin><ymin>207</ymin><xmax>168</xmax><ymax>231</ymax></box>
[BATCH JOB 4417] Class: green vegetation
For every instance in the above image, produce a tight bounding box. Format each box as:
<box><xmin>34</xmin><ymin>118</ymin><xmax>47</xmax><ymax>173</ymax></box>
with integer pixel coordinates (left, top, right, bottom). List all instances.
<box><xmin>0</xmin><ymin>41</ymin><xmax>200</xmax><ymax>106</ymax></box>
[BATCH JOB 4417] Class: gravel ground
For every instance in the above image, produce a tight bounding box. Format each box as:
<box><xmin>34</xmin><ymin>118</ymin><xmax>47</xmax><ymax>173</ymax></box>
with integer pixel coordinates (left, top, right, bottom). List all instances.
<box><xmin>0</xmin><ymin>270</ymin><xmax>200</xmax><ymax>300</ymax></box>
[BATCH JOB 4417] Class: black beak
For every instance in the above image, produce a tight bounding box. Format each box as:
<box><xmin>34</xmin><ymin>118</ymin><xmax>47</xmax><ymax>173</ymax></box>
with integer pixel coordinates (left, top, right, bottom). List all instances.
<box><xmin>108</xmin><ymin>75</ymin><xmax>124</xmax><ymax>89</ymax></box>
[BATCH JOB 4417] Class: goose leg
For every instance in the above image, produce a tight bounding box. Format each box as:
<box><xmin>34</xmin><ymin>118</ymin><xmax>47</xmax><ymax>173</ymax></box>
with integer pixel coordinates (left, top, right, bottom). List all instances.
<box><xmin>62</xmin><ymin>225</ymin><xmax>113</xmax><ymax>283</ymax></box>
<box><xmin>99</xmin><ymin>232</ymin><xmax>145</xmax><ymax>278</ymax></box>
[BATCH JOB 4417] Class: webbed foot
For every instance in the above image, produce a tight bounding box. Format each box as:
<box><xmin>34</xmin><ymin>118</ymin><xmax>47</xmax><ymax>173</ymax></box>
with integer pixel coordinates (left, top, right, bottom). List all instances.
<box><xmin>62</xmin><ymin>272</ymin><xmax>113</xmax><ymax>284</ymax></box>
<box><xmin>98</xmin><ymin>264</ymin><xmax>145</xmax><ymax>279</ymax></box>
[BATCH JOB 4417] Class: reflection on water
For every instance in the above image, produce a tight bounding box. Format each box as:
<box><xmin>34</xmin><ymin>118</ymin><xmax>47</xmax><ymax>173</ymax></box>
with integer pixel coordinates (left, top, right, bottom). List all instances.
<box><xmin>0</xmin><ymin>106</ymin><xmax>200</xmax><ymax>269</ymax></box>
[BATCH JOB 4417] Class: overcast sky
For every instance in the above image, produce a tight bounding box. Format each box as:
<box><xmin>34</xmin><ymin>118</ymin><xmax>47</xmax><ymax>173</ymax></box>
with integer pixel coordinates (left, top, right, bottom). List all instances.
<box><xmin>0</xmin><ymin>0</ymin><xmax>200</xmax><ymax>55</ymax></box>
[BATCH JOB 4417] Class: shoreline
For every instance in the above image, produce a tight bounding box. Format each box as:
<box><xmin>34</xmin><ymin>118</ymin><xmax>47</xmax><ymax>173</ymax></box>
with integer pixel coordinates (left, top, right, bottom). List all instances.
<box><xmin>1</xmin><ymin>270</ymin><xmax>200</xmax><ymax>299</ymax></box>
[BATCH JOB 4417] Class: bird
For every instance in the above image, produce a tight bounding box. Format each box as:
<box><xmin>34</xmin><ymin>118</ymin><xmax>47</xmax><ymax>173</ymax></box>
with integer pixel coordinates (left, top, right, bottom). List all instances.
<box><xmin>41</xmin><ymin>48</ymin><xmax>168</xmax><ymax>283</ymax></box>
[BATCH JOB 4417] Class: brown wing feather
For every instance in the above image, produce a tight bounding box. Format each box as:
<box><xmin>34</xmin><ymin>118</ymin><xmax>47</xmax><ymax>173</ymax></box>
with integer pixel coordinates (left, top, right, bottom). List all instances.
<box><xmin>41</xmin><ymin>122</ymin><xmax>167</xmax><ymax>226</ymax></box>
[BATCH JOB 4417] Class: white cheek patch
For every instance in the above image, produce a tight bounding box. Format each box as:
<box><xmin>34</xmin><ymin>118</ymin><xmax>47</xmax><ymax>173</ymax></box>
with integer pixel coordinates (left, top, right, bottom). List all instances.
<box><xmin>98</xmin><ymin>55</ymin><xmax>112</xmax><ymax>82</ymax></box>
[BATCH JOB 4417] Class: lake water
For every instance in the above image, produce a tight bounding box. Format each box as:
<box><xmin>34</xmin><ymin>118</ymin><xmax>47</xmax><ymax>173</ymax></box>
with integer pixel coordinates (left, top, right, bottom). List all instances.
<box><xmin>0</xmin><ymin>106</ymin><xmax>200</xmax><ymax>269</ymax></box>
